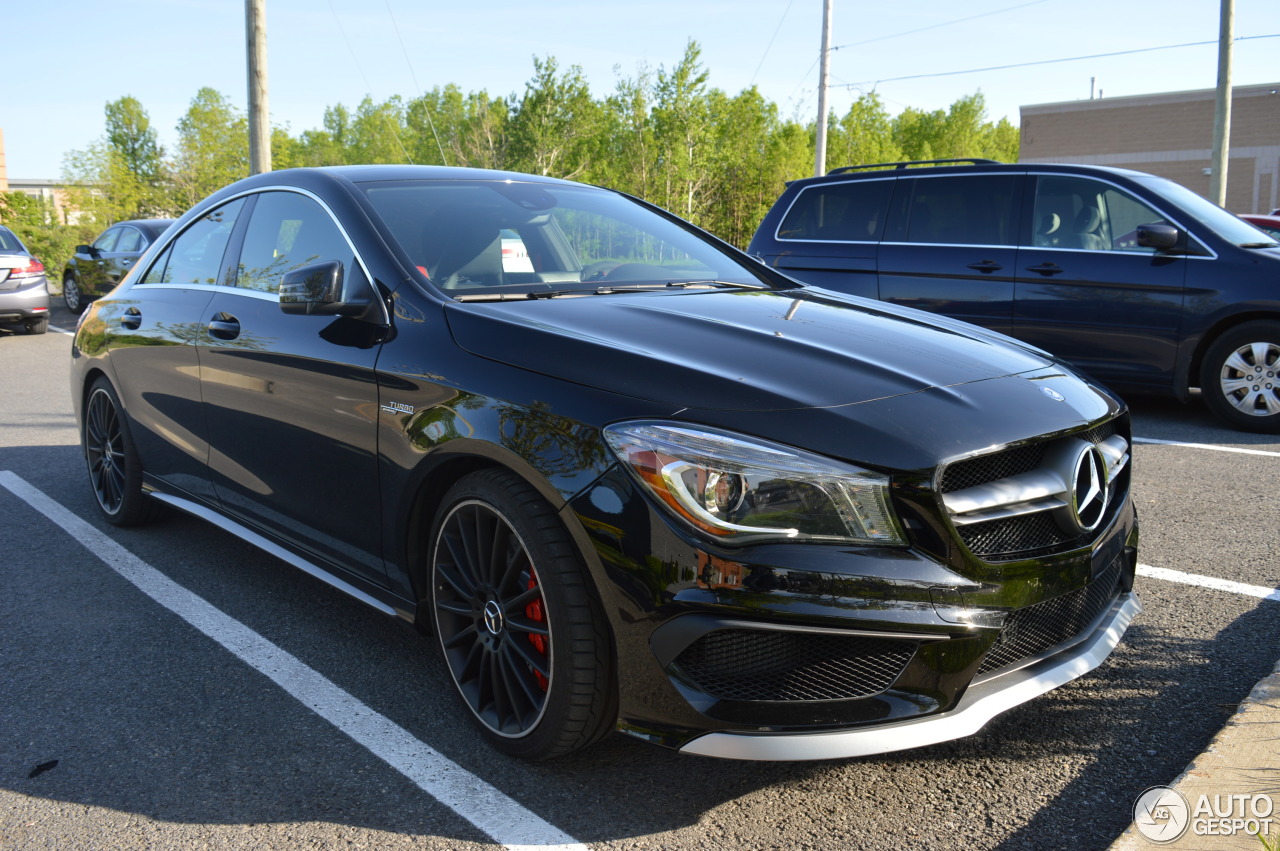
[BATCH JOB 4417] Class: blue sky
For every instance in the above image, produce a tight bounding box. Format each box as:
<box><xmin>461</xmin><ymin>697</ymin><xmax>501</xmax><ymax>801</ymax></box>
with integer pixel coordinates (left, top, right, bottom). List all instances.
<box><xmin>6</xmin><ymin>0</ymin><xmax>1276</xmax><ymax>178</ymax></box>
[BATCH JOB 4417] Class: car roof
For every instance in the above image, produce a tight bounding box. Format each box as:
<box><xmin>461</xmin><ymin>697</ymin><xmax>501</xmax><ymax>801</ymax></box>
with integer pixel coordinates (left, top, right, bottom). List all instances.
<box><xmin>787</xmin><ymin>160</ymin><xmax>1157</xmax><ymax>189</ymax></box>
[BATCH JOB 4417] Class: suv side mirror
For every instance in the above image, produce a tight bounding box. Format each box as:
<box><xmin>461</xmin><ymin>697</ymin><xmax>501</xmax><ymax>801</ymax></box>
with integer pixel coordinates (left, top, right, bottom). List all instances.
<box><xmin>1135</xmin><ymin>223</ymin><xmax>1181</xmax><ymax>252</ymax></box>
<box><xmin>279</xmin><ymin>260</ymin><xmax>370</xmax><ymax>317</ymax></box>
<box><xmin>76</xmin><ymin>244</ymin><xmax>96</xmax><ymax>257</ymax></box>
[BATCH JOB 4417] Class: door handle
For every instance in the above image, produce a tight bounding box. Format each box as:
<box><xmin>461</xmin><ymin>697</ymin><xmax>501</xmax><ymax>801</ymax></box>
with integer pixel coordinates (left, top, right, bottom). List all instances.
<box><xmin>1025</xmin><ymin>262</ymin><xmax>1064</xmax><ymax>276</ymax></box>
<box><xmin>967</xmin><ymin>260</ymin><xmax>1003</xmax><ymax>273</ymax></box>
<box><xmin>121</xmin><ymin>308</ymin><xmax>142</xmax><ymax>330</ymax></box>
<box><xmin>208</xmin><ymin>314</ymin><xmax>241</xmax><ymax>340</ymax></box>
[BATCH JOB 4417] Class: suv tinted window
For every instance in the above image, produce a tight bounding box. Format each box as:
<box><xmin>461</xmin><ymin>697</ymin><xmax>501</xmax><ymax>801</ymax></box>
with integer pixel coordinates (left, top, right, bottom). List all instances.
<box><xmin>778</xmin><ymin>179</ymin><xmax>893</xmax><ymax>242</ymax></box>
<box><xmin>1031</xmin><ymin>175</ymin><xmax>1168</xmax><ymax>253</ymax></box>
<box><xmin>895</xmin><ymin>175</ymin><xmax>1019</xmax><ymax>246</ymax></box>
<box><xmin>236</xmin><ymin>192</ymin><xmax>349</xmax><ymax>293</ymax></box>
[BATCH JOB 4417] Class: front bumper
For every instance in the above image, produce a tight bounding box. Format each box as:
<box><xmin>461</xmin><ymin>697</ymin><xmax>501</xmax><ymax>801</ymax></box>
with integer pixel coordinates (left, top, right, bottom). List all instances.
<box><xmin>680</xmin><ymin>589</ymin><xmax>1141</xmax><ymax>760</ymax></box>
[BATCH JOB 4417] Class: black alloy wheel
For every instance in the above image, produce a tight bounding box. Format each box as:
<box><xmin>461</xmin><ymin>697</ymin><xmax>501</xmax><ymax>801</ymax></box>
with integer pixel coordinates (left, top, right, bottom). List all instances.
<box><xmin>1200</xmin><ymin>320</ymin><xmax>1280</xmax><ymax>433</ymax></box>
<box><xmin>429</xmin><ymin>469</ymin><xmax>614</xmax><ymax>760</ymax></box>
<box><xmin>83</xmin><ymin>378</ymin><xmax>162</xmax><ymax>526</ymax></box>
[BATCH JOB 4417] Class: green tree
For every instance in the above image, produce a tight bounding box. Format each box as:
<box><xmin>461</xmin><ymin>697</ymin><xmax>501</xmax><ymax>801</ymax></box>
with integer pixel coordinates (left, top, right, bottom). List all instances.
<box><xmin>652</xmin><ymin>41</ymin><xmax>711</xmax><ymax>220</ymax></box>
<box><xmin>507</xmin><ymin>56</ymin><xmax>600</xmax><ymax>178</ymax></box>
<box><xmin>171</xmin><ymin>87</ymin><xmax>249</xmax><ymax>208</ymax></box>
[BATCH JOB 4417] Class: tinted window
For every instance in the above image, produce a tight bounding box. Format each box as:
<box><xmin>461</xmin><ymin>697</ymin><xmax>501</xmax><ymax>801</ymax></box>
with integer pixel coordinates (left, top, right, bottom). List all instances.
<box><xmin>141</xmin><ymin>199</ymin><xmax>245</xmax><ymax>286</ymax></box>
<box><xmin>1031</xmin><ymin>175</ymin><xmax>1168</xmax><ymax>253</ymax></box>
<box><xmin>900</xmin><ymin>175</ymin><xmax>1019</xmax><ymax>246</ymax></box>
<box><xmin>778</xmin><ymin>180</ymin><xmax>893</xmax><ymax>242</ymax></box>
<box><xmin>236</xmin><ymin>192</ymin><xmax>350</xmax><ymax>293</ymax></box>
<box><xmin>93</xmin><ymin>228</ymin><xmax>121</xmax><ymax>252</ymax></box>
<box><xmin>0</xmin><ymin>227</ymin><xmax>23</xmax><ymax>252</ymax></box>
<box><xmin>115</xmin><ymin>227</ymin><xmax>143</xmax><ymax>253</ymax></box>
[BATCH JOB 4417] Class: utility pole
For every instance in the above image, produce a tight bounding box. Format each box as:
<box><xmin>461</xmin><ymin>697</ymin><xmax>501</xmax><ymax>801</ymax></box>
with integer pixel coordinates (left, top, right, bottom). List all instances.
<box><xmin>1209</xmin><ymin>0</ymin><xmax>1233</xmax><ymax>206</ymax></box>
<box><xmin>814</xmin><ymin>0</ymin><xmax>833</xmax><ymax>177</ymax></box>
<box><xmin>247</xmin><ymin>0</ymin><xmax>272</xmax><ymax>174</ymax></box>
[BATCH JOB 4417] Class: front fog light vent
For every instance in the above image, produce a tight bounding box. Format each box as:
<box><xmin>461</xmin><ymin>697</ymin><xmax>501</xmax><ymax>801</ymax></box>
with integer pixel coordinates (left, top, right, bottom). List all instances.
<box><xmin>670</xmin><ymin>629</ymin><xmax>917</xmax><ymax>702</ymax></box>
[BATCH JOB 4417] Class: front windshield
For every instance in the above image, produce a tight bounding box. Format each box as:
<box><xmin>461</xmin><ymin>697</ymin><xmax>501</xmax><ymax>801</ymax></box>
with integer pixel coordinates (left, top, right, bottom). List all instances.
<box><xmin>358</xmin><ymin>179</ymin><xmax>773</xmax><ymax>296</ymax></box>
<box><xmin>1136</xmin><ymin>175</ymin><xmax>1280</xmax><ymax>247</ymax></box>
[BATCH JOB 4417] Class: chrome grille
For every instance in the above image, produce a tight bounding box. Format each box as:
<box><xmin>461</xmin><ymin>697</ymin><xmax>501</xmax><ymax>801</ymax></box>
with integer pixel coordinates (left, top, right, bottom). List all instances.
<box><xmin>939</xmin><ymin>418</ymin><xmax>1130</xmax><ymax>561</ymax></box>
<box><xmin>670</xmin><ymin>629</ymin><xmax>917</xmax><ymax>702</ymax></box>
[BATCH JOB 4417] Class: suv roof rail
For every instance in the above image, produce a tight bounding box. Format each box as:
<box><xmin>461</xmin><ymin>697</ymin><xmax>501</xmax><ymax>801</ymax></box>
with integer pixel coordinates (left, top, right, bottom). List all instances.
<box><xmin>827</xmin><ymin>158</ymin><xmax>1000</xmax><ymax>175</ymax></box>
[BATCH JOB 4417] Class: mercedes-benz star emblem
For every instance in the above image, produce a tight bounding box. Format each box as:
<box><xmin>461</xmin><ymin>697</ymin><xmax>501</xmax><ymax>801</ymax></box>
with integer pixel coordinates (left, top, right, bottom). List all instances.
<box><xmin>1040</xmin><ymin>386</ymin><xmax>1066</xmax><ymax>402</ymax></box>
<box><xmin>1071</xmin><ymin>445</ymin><xmax>1109</xmax><ymax>531</ymax></box>
<box><xmin>482</xmin><ymin>600</ymin><xmax>504</xmax><ymax>636</ymax></box>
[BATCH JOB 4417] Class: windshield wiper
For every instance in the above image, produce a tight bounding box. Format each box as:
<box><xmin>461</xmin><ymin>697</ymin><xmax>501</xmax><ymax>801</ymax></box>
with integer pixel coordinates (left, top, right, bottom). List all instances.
<box><xmin>453</xmin><ymin>280</ymin><xmax>767</xmax><ymax>302</ymax></box>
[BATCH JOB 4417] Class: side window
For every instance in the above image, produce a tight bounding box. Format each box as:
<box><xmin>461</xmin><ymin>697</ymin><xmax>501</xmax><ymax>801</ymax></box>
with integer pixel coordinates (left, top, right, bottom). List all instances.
<box><xmin>93</xmin><ymin>228</ymin><xmax>121</xmax><ymax>252</ymax></box>
<box><xmin>115</xmin><ymin>227</ymin><xmax>143</xmax><ymax>253</ymax></box>
<box><xmin>901</xmin><ymin>175</ymin><xmax>1019</xmax><ymax>246</ymax></box>
<box><xmin>235</xmin><ymin>192</ymin><xmax>350</xmax><ymax>294</ymax></box>
<box><xmin>1031</xmin><ymin>175</ymin><xmax>1168</xmax><ymax>253</ymax></box>
<box><xmin>140</xmin><ymin>199</ymin><xmax>245</xmax><ymax>285</ymax></box>
<box><xmin>1102</xmin><ymin>187</ymin><xmax>1169</xmax><ymax>252</ymax></box>
<box><xmin>778</xmin><ymin>180</ymin><xmax>893</xmax><ymax>242</ymax></box>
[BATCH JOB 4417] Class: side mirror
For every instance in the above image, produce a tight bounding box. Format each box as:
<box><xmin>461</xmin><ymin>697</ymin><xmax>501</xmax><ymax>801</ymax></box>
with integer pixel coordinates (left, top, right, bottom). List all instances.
<box><xmin>279</xmin><ymin>260</ymin><xmax>369</xmax><ymax>317</ymax></box>
<box><xmin>76</xmin><ymin>244</ymin><xmax>95</xmax><ymax>257</ymax></box>
<box><xmin>1136</xmin><ymin>223</ymin><xmax>1180</xmax><ymax>252</ymax></box>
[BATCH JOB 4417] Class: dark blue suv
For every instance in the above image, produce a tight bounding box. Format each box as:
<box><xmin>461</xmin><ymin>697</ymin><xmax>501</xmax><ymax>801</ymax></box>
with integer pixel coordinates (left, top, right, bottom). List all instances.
<box><xmin>748</xmin><ymin>159</ymin><xmax>1280</xmax><ymax>432</ymax></box>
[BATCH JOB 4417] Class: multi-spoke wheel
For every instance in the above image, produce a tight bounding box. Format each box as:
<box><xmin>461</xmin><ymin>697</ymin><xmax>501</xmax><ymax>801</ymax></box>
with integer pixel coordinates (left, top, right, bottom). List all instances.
<box><xmin>63</xmin><ymin>275</ymin><xmax>85</xmax><ymax>313</ymax></box>
<box><xmin>82</xmin><ymin>378</ymin><xmax>162</xmax><ymax>525</ymax></box>
<box><xmin>429</xmin><ymin>469</ymin><xmax>614</xmax><ymax>760</ymax></box>
<box><xmin>1201</xmin><ymin>321</ymin><xmax>1280</xmax><ymax>433</ymax></box>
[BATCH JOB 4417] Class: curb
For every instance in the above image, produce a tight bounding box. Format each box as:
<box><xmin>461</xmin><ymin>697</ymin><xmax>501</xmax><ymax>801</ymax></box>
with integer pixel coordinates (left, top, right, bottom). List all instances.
<box><xmin>1110</xmin><ymin>657</ymin><xmax>1280</xmax><ymax>850</ymax></box>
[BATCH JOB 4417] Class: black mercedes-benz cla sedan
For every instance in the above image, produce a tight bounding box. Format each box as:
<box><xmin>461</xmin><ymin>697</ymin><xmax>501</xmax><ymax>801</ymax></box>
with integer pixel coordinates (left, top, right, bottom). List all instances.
<box><xmin>71</xmin><ymin>166</ymin><xmax>1139</xmax><ymax>760</ymax></box>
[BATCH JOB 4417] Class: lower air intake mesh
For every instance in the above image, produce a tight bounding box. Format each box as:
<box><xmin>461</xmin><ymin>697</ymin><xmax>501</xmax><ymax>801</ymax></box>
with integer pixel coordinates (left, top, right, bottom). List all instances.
<box><xmin>671</xmin><ymin>629</ymin><xmax>917</xmax><ymax>702</ymax></box>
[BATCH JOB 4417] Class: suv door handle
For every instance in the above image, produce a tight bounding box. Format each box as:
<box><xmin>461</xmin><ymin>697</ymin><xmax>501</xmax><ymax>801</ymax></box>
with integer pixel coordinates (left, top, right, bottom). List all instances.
<box><xmin>208</xmin><ymin>314</ymin><xmax>241</xmax><ymax>340</ymax></box>
<box><xmin>1026</xmin><ymin>262</ymin><xmax>1064</xmax><ymax>276</ymax></box>
<box><xmin>121</xmin><ymin>308</ymin><xmax>142</xmax><ymax>330</ymax></box>
<box><xmin>967</xmin><ymin>260</ymin><xmax>1003</xmax><ymax>273</ymax></box>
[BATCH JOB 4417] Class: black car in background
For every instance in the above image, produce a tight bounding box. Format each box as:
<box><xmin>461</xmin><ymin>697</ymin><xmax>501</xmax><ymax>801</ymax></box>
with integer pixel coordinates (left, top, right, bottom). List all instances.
<box><xmin>63</xmin><ymin>218</ymin><xmax>174</xmax><ymax>313</ymax></box>
<box><xmin>748</xmin><ymin>159</ymin><xmax>1280</xmax><ymax>432</ymax></box>
<box><xmin>0</xmin><ymin>224</ymin><xmax>50</xmax><ymax>335</ymax></box>
<box><xmin>71</xmin><ymin>166</ymin><xmax>1139</xmax><ymax>761</ymax></box>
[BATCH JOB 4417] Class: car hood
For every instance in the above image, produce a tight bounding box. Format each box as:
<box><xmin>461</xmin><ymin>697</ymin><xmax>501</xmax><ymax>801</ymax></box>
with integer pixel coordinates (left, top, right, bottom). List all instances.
<box><xmin>444</xmin><ymin>288</ymin><xmax>1063</xmax><ymax>412</ymax></box>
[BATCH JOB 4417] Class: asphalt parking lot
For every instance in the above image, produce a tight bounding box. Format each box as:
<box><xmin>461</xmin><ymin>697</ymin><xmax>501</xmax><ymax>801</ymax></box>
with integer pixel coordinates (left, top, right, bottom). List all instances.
<box><xmin>2</xmin><ymin>306</ymin><xmax>1277</xmax><ymax>851</ymax></box>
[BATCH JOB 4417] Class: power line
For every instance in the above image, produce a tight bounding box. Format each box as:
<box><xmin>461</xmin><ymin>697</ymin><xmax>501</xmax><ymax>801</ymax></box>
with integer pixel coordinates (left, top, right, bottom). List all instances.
<box><xmin>325</xmin><ymin>0</ymin><xmax>414</xmax><ymax>165</ymax></box>
<box><xmin>382</xmin><ymin>0</ymin><xmax>448</xmax><ymax>165</ymax></box>
<box><xmin>839</xmin><ymin>33</ymin><xmax>1280</xmax><ymax>87</ymax></box>
<box><xmin>751</xmin><ymin>0</ymin><xmax>798</xmax><ymax>88</ymax></box>
<box><xmin>832</xmin><ymin>0</ymin><xmax>1055</xmax><ymax>51</ymax></box>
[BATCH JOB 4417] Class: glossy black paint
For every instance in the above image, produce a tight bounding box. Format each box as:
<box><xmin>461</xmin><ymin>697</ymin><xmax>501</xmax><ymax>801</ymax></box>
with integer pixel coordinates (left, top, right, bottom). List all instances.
<box><xmin>64</xmin><ymin>219</ymin><xmax>175</xmax><ymax>304</ymax></box>
<box><xmin>749</xmin><ymin>162</ymin><xmax>1280</xmax><ymax>402</ymax></box>
<box><xmin>71</xmin><ymin>165</ymin><xmax>1138</xmax><ymax>754</ymax></box>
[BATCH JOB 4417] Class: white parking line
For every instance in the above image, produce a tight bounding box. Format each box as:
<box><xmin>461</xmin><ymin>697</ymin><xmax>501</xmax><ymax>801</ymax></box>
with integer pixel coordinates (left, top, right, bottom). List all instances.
<box><xmin>1133</xmin><ymin>436</ymin><xmax>1280</xmax><ymax>458</ymax></box>
<box><xmin>1138</xmin><ymin>563</ymin><xmax>1280</xmax><ymax>603</ymax></box>
<box><xmin>0</xmin><ymin>471</ymin><xmax>588</xmax><ymax>851</ymax></box>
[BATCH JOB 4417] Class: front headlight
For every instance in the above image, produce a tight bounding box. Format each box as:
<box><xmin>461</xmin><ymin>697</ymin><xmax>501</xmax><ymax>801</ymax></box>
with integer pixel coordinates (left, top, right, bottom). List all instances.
<box><xmin>602</xmin><ymin>421</ymin><xmax>904</xmax><ymax>546</ymax></box>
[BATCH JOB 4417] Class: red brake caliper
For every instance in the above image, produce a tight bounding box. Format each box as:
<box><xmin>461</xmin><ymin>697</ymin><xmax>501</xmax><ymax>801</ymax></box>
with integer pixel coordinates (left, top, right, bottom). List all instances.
<box><xmin>525</xmin><ymin>567</ymin><xmax>549</xmax><ymax>691</ymax></box>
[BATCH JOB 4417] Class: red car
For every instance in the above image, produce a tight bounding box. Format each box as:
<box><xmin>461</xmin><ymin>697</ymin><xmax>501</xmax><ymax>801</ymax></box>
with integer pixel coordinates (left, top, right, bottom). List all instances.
<box><xmin>1239</xmin><ymin>213</ymin><xmax>1280</xmax><ymax>241</ymax></box>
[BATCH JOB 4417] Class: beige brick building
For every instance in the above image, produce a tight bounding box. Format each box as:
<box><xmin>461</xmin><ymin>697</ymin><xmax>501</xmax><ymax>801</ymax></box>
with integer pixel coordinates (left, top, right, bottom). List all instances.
<box><xmin>1020</xmin><ymin>83</ymin><xmax>1280</xmax><ymax>214</ymax></box>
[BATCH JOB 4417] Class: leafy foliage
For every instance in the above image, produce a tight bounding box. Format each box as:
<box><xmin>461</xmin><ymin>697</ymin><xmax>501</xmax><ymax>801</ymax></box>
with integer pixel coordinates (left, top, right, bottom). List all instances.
<box><xmin>50</xmin><ymin>42</ymin><xmax>1019</xmax><ymax>252</ymax></box>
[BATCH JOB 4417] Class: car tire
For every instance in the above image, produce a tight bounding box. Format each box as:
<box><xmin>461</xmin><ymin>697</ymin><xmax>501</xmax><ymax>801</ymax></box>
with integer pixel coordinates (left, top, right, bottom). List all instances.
<box><xmin>1200</xmin><ymin>321</ymin><xmax>1280</xmax><ymax>433</ymax></box>
<box><xmin>64</xmin><ymin>275</ymin><xmax>85</xmax><ymax>313</ymax></box>
<box><xmin>25</xmin><ymin>318</ymin><xmax>49</xmax><ymax>335</ymax></box>
<box><xmin>82</xmin><ymin>377</ymin><xmax>164</xmax><ymax>526</ymax></box>
<box><xmin>428</xmin><ymin>468</ymin><xmax>614</xmax><ymax>760</ymax></box>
